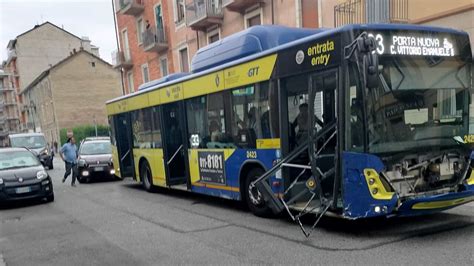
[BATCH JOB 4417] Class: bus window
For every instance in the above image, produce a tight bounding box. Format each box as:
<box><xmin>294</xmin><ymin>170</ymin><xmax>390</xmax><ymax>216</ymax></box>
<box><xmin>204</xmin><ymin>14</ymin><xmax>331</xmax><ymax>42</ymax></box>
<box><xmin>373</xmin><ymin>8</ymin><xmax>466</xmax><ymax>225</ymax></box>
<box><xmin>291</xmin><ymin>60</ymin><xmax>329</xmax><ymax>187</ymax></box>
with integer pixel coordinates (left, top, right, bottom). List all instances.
<box><xmin>151</xmin><ymin>107</ymin><xmax>162</xmax><ymax>148</ymax></box>
<box><xmin>131</xmin><ymin>108</ymin><xmax>153</xmax><ymax>149</ymax></box>
<box><xmin>230</xmin><ymin>82</ymin><xmax>277</xmax><ymax>148</ymax></box>
<box><xmin>108</xmin><ymin>116</ymin><xmax>116</xmax><ymax>146</ymax></box>
<box><xmin>348</xmin><ymin>70</ymin><xmax>364</xmax><ymax>150</ymax></box>
<box><xmin>186</xmin><ymin>92</ymin><xmax>234</xmax><ymax>149</ymax></box>
<box><xmin>282</xmin><ymin>74</ymin><xmax>312</xmax><ymax>150</ymax></box>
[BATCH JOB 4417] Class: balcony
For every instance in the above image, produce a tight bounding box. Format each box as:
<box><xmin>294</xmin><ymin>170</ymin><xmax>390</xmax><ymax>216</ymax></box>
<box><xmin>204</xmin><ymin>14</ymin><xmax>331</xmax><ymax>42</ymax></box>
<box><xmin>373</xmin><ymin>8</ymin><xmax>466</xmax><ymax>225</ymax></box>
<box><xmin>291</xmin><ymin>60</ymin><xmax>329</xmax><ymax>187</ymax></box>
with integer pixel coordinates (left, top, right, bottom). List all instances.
<box><xmin>222</xmin><ymin>0</ymin><xmax>264</xmax><ymax>13</ymax></box>
<box><xmin>186</xmin><ymin>0</ymin><xmax>224</xmax><ymax>31</ymax></box>
<box><xmin>117</xmin><ymin>0</ymin><xmax>144</xmax><ymax>16</ymax></box>
<box><xmin>0</xmin><ymin>86</ymin><xmax>15</xmax><ymax>92</ymax></box>
<box><xmin>334</xmin><ymin>0</ymin><xmax>408</xmax><ymax>27</ymax></box>
<box><xmin>142</xmin><ymin>27</ymin><xmax>168</xmax><ymax>53</ymax></box>
<box><xmin>2</xmin><ymin>98</ymin><xmax>16</xmax><ymax>106</ymax></box>
<box><xmin>112</xmin><ymin>50</ymin><xmax>133</xmax><ymax>70</ymax></box>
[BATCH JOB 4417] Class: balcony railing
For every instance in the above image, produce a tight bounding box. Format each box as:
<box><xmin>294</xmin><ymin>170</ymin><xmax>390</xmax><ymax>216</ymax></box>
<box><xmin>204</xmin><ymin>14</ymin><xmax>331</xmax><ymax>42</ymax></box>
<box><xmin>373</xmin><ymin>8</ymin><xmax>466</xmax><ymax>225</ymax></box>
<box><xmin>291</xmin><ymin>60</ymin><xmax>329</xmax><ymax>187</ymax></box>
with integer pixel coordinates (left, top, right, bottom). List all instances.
<box><xmin>142</xmin><ymin>27</ymin><xmax>168</xmax><ymax>53</ymax></box>
<box><xmin>0</xmin><ymin>86</ymin><xmax>15</xmax><ymax>92</ymax></box>
<box><xmin>186</xmin><ymin>0</ymin><xmax>224</xmax><ymax>30</ymax></box>
<box><xmin>117</xmin><ymin>0</ymin><xmax>144</xmax><ymax>16</ymax></box>
<box><xmin>112</xmin><ymin>50</ymin><xmax>133</xmax><ymax>70</ymax></box>
<box><xmin>334</xmin><ymin>0</ymin><xmax>408</xmax><ymax>27</ymax></box>
<box><xmin>222</xmin><ymin>0</ymin><xmax>264</xmax><ymax>12</ymax></box>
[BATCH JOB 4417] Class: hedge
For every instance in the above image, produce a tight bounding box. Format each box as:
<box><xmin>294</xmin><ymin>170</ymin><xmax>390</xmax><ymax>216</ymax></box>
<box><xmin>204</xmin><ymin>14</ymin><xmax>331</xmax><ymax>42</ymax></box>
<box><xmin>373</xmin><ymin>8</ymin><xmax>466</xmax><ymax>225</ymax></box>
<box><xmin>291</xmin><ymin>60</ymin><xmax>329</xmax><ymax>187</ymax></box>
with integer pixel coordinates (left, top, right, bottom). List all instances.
<box><xmin>60</xmin><ymin>125</ymin><xmax>109</xmax><ymax>145</ymax></box>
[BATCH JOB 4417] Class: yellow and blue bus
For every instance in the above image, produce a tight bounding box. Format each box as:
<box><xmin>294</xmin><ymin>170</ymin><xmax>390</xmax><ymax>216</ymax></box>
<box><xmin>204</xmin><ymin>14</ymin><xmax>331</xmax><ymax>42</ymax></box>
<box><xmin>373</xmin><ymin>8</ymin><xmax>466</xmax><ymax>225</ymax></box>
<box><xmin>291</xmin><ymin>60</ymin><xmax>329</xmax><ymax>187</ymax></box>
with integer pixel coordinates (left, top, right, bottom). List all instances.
<box><xmin>107</xmin><ymin>24</ymin><xmax>473</xmax><ymax>233</ymax></box>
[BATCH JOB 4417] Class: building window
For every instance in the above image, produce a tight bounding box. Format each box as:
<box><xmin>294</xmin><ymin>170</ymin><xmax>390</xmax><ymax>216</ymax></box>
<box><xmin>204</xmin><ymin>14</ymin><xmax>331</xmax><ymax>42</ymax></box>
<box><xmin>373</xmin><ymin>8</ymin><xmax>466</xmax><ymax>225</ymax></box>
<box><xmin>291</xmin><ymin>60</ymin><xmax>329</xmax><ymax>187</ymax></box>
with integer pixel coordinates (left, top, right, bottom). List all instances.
<box><xmin>160</xmin><ymin>57</ymin><xmax>168</xmax><ymax>77</ymax></box>
<box><xmin>179</xmin><ymin>48</ymin><xmax>189</xmax><ymax>73</ymax></box>
<box><xmin>141</xmin><ymin>64</ymin><xmax>150</xmax><ymax>83</ymax></box>
<box><xmin>136</xmin><ymin>17</ymin><xmax>144</xmax><ymax>44</ymax></box>
<box><xmin>174</xmin><ymin>0</ymin><xmax>185</xmax><ymax>24</ymax></box>
<box><xmin>122</xmin><ymin>29</ymin><xmax>131</xmax><ymax>61</ymax></box>
<box><xmin>244</xmin><ymin>8</ymin><xmax>263</xmax><ymax>28</ymax></box>
<box><xmin>155</xmin><ymin>4</ymin><xmax>165</xmax><ymax>41</ymax></box>
<box><xmin>207</xmin><ymin>27</ymin><xmax>220</xmax><ymax>44</ymax></box>
<box><xmin>127</xmin><ymin>71</ymin><xmax>134</xmax><ymax>93</ymax></box>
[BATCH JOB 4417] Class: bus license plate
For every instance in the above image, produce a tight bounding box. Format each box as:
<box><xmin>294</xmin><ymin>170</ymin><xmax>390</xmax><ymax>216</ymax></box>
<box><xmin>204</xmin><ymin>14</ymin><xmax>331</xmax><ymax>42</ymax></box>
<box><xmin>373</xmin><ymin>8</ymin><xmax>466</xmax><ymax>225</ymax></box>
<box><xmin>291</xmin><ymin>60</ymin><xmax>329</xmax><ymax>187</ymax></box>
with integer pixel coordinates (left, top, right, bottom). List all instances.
<box><xmin>94</xmin><ymin>167</ymin><xmax>104</xmax><ymax>171</ymax></box>
<box><xmin>16</xmin><ymin>187</ymin><xmax>31</xmax><ymax>194</ymax></box>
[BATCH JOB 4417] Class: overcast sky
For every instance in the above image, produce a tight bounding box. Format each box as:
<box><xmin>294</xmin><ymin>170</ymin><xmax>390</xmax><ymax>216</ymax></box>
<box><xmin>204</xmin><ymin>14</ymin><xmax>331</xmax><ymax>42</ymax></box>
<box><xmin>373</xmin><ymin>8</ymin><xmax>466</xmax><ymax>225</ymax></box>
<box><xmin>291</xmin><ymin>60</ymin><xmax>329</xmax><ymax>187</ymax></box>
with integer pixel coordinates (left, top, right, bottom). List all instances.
<box><xmin>0</xmin><ymin>0</ymin><xmax>118</xmax><ymax>63</ymax></box>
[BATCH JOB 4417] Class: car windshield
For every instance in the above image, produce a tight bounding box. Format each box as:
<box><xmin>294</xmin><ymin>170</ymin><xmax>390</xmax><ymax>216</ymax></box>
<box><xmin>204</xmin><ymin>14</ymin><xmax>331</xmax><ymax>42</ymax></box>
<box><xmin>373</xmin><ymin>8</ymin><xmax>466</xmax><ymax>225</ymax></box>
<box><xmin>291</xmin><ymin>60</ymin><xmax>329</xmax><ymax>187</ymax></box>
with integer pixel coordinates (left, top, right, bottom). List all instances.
<box><xmin>80</xmin><ymin>141</ymin><xmax>112</xmax><ymax>155</ymax></box>
<box><xmin>360</xmin><ymin>56</ymin><xmax>470</xmax><ymax>154</ymax></box>
<box><xmin>10</xmin><ymin>136</ymin><xmax>47</xmax><ymax>149</ymax></box>
<box><xmin>0</xmin><ymin>150</ymin><xmax>41</xmax><ymax>170</ymax></box>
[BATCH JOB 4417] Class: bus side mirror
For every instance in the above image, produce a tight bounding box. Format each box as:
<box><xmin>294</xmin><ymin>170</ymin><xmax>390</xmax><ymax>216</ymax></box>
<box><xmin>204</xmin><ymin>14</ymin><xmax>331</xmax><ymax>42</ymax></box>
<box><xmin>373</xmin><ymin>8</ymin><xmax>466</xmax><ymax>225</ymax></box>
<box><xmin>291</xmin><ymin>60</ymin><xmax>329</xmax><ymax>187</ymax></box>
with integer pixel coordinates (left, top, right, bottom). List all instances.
<box><xmin>364</xmin><ymin>52</ymin><xmax>379</xmax><ymax>89</ymax></box>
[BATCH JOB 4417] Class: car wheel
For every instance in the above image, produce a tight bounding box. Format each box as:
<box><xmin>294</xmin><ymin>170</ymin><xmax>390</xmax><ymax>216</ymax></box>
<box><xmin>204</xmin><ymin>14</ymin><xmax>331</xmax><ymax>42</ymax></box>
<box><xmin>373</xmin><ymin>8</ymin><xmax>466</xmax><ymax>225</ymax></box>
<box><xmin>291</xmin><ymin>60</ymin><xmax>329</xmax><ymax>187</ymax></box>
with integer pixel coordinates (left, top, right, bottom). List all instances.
<box><xmin>140</xmin><ymin>161</ymin><xmax>155</xmax><ymax>192</ymax></box>
<box><xmin>46</xmin><ymin>193</ymin><xmax>54</xmax><ymax>202</ymax></box>
<box><xmin>77</xmin><ymin>177</ymin><xmax>85</xmax><ymax>184</ymax></box>
<box><xmin>244</xmin><ymin>168</ymin><xmax>274</xmax><ymax>218</ymax></box>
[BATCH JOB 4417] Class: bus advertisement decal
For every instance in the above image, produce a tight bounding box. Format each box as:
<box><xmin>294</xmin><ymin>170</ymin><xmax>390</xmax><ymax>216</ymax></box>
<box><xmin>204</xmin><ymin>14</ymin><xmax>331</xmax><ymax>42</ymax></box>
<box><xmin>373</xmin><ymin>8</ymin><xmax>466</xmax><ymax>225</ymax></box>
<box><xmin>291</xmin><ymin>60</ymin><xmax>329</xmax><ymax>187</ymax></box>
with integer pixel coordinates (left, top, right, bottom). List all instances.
<box><xmin>198</xmin><ymin>151</ymin><xmax>226</xmax><ymax>185</ymax></box>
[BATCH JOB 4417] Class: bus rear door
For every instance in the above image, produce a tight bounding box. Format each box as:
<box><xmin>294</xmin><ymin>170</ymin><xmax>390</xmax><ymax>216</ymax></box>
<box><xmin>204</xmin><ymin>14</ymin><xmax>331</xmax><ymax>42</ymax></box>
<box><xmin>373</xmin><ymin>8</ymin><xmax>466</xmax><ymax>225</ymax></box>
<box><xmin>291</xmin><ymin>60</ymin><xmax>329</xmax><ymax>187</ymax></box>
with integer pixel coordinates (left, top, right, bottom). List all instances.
<box><xmin>161</xmin><ymin>102</ymin><xmax>188</xmax><ymax>186</ymax></box>
<box><xmin>114</xmin><ymin>113</ymin><xmax>135</xmax><ymax>178</ymax></box>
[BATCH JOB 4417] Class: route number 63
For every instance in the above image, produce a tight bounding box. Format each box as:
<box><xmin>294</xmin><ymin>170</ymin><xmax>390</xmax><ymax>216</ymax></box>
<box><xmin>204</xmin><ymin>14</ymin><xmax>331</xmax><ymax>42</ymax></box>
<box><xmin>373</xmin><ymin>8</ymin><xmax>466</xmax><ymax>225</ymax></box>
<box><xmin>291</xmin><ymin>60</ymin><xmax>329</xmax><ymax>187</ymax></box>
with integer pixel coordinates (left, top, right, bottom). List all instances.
<box><xmin>368</xmin><ymin>33</ymin><xmax>384</xmax><ymax>55</ymax></box>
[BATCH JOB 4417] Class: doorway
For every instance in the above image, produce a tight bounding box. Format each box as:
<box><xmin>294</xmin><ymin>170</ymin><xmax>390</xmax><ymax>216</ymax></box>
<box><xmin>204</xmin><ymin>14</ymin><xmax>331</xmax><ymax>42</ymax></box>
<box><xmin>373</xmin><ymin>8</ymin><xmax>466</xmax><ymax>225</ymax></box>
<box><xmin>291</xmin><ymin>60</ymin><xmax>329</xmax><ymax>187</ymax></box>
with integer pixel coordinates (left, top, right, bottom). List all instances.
<box><xmin>114</xmin><ymin>113</ymin><xmax>135</xmax><ymax>178</ymax></box>
<box><xmin>161</xmin><ymin>102</ymin><xmax>187</xmax><ymax>185</ymax></box>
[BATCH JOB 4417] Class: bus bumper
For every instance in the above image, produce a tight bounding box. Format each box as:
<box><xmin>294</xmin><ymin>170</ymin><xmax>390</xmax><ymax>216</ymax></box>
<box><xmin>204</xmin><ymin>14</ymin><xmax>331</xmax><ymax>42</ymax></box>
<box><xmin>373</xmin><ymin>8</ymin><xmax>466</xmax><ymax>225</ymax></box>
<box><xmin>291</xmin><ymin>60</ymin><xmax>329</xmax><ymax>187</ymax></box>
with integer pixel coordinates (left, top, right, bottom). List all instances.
<box><xmin>395</xmin><ymin>188</ymin><xmax>474</xmax><ymax>217</ymax></box>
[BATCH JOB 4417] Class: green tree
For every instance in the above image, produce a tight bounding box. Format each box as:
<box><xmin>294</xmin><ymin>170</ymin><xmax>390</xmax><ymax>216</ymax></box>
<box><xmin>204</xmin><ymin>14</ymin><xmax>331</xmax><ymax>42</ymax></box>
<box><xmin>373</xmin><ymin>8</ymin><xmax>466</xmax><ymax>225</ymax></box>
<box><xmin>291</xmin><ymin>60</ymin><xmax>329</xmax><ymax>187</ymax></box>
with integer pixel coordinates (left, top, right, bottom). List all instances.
<box><xmin>60</xmin><ymin>125</ymin><xmax>109</xmax><ymax>145</ymax></box>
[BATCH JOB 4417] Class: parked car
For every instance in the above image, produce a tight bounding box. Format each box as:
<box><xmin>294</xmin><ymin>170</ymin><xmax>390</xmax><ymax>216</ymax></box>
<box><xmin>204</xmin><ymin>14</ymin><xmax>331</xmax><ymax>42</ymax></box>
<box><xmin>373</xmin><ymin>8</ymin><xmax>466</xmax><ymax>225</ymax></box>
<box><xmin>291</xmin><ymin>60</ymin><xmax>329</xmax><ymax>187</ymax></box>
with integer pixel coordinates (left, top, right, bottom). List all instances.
<box><xmin>8</xmin><ymin>133</ymin><xmax>54</xmax><ymax>169</ymax></box>
<box><xmin>0</xmin><ymin>147</ymin><xmax>54</xmax><ymax>203</ymax></box>
<box><xmin>77</xmin><ymin>137</ymin><xmax>115</xmax><ymax>183</ymax></box>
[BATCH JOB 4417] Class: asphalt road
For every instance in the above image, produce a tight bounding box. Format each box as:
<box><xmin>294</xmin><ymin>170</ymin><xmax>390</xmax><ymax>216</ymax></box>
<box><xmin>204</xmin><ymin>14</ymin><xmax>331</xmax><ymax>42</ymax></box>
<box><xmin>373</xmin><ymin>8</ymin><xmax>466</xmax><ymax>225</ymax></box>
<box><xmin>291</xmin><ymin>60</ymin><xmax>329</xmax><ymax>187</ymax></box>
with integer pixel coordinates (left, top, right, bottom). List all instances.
<box><xmin>1</xmin><ymin>157</ymin><xmax>473</xmax><ymax>265</ymax></box>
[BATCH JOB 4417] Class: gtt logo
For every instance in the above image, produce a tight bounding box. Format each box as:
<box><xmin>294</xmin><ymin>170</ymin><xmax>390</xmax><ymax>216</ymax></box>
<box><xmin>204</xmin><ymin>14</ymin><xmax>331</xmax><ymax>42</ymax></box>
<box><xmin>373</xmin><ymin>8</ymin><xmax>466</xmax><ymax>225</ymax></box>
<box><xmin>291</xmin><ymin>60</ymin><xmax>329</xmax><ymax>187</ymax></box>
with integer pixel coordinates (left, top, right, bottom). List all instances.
<box><xmin>248</xmin><ymin>66</ymin><xmax>259</xmax><ymax>77</ymax></box>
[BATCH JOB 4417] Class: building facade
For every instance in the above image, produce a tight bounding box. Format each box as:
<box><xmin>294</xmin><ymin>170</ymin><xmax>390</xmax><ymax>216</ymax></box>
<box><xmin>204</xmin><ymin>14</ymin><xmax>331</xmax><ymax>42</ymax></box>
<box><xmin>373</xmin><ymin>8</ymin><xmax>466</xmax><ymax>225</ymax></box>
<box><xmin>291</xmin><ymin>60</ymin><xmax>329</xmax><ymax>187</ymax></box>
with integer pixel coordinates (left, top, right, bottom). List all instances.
<box><xmin>22</xmin><ymin>50</ymin><xmax>122</xmax><ymax>145</ymax></box>
<box><xmin>113</xmin><ymin>0</ymin><xmax>319</xmax><ymax>94</ymax></box>
<box><xmin>324</xmin><ymin>0</ymin><xmax>473</xmax><ymax>50</ymax></box>
<box><xmin>0</xmin><ymin>70</ymin><xmax>21</xmax><ymax>146</ymax></box>
<box><xmin>3</xmin><ymin>22</ymin><xmax>100</xmax><ymax>131</ymax></box>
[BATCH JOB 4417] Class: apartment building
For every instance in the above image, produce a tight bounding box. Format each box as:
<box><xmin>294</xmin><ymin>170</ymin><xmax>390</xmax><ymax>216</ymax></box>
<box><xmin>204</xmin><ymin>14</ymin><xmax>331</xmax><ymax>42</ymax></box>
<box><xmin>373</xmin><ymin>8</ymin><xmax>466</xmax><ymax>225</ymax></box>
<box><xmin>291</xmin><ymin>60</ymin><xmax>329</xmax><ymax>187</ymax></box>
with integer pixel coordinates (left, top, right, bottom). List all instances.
<box><xmin>3</xmin><ymin>21</ymin><xmax>100</xmax><ymax>131</ymax></box>
<box><xmin>324</xmin><ymin>0</ymin><xmax>473</xmax><ymax>50</ymax></box>
<box><xmin>113</xmin><ymin>0</ymin><xmax>319</xmax><ymax>94</ymax></box>
<box><xmin>21</xmin><ymin>50</ymin><xmax>122</xmax><ymax>145</ymax></box>
<box><xmin>0</xmin><ymin>69</ymin><xmax>20</xmax><ymax>146</ymax></box>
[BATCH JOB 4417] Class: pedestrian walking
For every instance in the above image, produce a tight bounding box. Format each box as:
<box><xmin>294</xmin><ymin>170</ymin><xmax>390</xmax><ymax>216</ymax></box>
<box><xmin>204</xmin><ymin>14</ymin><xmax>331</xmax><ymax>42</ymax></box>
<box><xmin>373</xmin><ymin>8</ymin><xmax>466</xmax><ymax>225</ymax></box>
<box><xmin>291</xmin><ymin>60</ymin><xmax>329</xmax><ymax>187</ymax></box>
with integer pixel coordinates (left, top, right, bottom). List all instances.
<box><xmin>60</xmin><ymin>137</ymin><xmax>78</xmax><ymax>187</ymax></box>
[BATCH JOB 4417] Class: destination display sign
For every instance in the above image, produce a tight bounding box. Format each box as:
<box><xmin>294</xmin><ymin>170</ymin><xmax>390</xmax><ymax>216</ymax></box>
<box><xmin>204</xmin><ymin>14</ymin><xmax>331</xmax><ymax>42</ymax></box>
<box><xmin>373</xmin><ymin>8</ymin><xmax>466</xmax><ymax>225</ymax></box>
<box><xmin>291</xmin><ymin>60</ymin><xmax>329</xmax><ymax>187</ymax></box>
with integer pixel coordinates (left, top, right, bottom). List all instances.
<box><xmin>367</xmin><ymin>31</ymin><xmax>462</xmax><ymax>57</ymax></box>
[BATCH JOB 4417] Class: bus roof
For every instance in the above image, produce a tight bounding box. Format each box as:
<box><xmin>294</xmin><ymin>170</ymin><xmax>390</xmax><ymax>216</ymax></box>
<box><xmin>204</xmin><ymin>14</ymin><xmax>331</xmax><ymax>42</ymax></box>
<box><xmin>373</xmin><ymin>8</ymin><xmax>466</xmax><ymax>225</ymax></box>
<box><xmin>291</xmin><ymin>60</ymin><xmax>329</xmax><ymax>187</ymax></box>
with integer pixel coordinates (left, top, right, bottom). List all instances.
<box><xmin>107</xmin><ymin>23</ymin><xmax>469</xmax><ymax>105</ymax></box>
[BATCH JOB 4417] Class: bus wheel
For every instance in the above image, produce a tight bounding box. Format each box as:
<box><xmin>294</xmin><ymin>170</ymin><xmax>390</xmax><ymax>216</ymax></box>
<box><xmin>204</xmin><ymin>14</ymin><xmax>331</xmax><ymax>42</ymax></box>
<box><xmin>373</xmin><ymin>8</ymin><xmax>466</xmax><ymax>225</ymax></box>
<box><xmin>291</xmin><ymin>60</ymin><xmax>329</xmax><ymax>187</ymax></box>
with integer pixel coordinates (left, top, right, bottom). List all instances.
<box><xmin>244</xmin><ymin>168</ymin><xmax>273</xmax><ymax>217</ymax></box>
<box><xmin>140</xmin><ymin>161</ymin><xmax>155</xmax><ymax>192</ymax></box>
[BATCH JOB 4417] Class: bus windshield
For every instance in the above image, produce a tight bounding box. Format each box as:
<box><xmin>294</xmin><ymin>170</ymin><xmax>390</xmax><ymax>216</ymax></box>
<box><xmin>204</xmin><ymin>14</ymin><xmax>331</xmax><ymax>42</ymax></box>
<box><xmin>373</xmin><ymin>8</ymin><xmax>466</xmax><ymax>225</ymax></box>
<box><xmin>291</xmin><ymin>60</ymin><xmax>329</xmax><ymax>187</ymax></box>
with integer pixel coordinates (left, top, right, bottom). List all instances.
<box><xmin>362</xmin><ymin>56</ymin><xmax>470</xmax><ymax>154</ymax></box>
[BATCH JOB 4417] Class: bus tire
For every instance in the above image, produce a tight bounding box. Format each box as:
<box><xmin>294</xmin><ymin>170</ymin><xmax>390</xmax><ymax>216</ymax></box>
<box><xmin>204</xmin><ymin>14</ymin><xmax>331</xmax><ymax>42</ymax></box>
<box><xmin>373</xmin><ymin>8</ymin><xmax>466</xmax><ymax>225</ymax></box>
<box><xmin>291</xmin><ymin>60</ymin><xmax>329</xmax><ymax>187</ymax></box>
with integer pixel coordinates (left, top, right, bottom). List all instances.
<box><xmin>140</xmin><ymin>161</ymin><xmax>155</xmax><ymax>192</ymax></box>
<box><xmin>244</xmin><ymin>168</ymin><xmax>273</xmax><ymax>218</ymax></box>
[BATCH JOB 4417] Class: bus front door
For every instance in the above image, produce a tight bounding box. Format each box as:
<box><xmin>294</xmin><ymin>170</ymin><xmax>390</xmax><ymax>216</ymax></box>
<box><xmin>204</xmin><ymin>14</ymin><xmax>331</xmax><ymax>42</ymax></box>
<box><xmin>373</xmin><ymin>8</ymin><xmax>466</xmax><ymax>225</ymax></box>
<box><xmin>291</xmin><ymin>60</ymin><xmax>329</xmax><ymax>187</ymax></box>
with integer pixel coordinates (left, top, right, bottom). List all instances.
<box><xmin>162</xmin><ymin>102</ymin><xmax>187</xmax><ymax>186</ymax></box>
<box><xmin>115</xmin><ymin>113</ymin><xmax>135</xmax><ymax>178</ymax></box>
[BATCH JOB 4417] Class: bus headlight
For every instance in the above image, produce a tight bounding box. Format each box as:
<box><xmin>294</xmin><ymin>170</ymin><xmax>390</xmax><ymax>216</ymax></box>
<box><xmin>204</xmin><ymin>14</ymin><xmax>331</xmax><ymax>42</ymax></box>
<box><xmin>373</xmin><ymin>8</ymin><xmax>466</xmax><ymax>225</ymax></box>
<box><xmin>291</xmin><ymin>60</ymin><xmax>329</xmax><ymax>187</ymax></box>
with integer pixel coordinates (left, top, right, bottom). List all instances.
<box><xmin>0</xmin><ymin>178</ymin><xmax>3</xmax><ymax>185</ymax></box>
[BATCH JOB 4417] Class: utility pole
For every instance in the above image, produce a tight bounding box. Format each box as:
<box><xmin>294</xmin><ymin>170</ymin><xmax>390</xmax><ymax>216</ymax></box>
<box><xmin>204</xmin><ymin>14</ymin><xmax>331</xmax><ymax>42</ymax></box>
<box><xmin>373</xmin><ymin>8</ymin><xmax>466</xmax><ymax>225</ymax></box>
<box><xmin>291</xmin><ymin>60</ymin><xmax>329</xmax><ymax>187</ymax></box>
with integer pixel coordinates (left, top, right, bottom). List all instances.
<box><xmin>93</xmin><ymin>115</ymin><xmax>97</xmax><ymax>137</ymax></box>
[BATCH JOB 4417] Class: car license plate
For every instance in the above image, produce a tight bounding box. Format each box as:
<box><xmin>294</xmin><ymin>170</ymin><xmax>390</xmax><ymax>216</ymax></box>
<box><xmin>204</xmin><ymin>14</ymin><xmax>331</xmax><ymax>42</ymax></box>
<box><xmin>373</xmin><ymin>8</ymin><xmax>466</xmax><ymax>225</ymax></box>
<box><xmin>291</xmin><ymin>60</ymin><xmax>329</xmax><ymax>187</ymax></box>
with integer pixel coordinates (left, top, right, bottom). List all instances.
<box><xmin>94</xmin><ymin>167</ymin><xmax>104</xmax><ymax>171</ymax></box>
<box><xmin>16</xmin><ymin>187</ymin><xmax>31</xmax><ymax>194</ymax></box>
